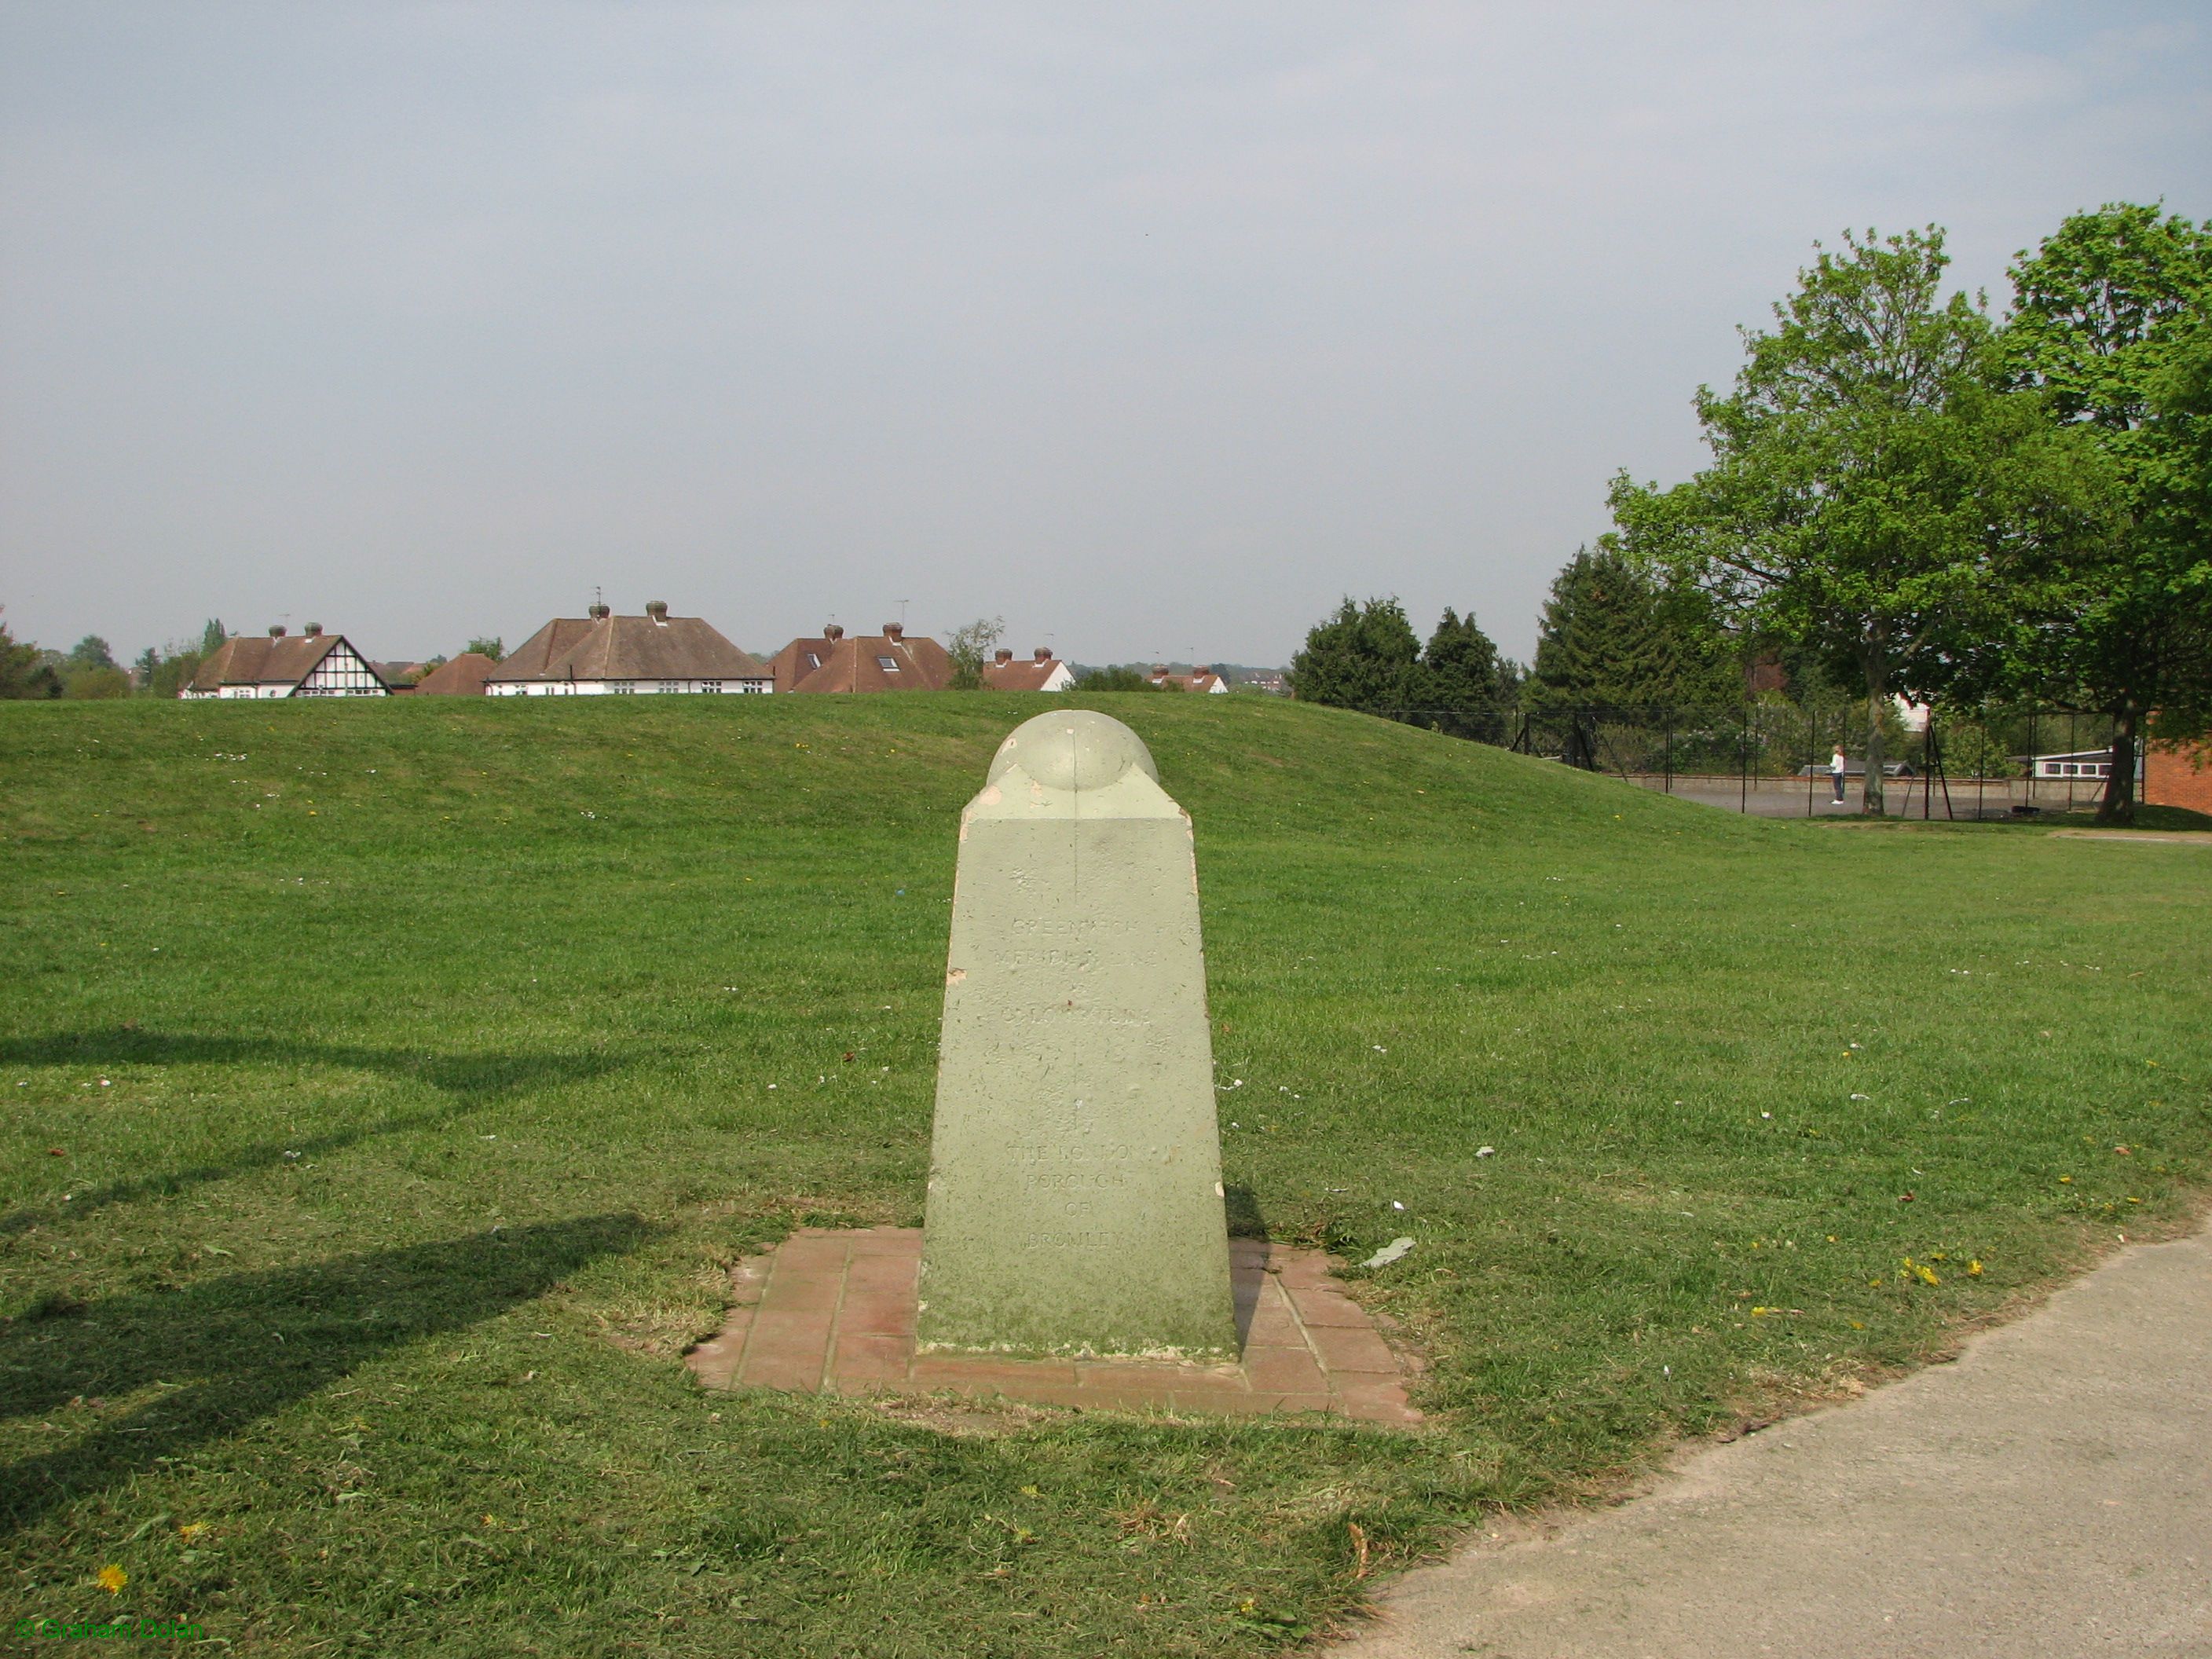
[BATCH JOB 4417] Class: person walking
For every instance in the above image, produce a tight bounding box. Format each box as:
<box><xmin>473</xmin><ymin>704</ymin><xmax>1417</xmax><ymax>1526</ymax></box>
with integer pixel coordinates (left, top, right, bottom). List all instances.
<box><xmin>1829</xmin><ymin>745</ymin><xmax>1848</xmax><ymax>804</ymax></box>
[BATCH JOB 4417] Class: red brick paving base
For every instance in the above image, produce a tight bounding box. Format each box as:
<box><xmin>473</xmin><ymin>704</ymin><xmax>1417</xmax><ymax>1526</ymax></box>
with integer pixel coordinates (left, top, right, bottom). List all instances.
<box><xmin>683</xmin><ymin>1228</ymin><xmax>1423</xmax><ymax>1425</ymax></box>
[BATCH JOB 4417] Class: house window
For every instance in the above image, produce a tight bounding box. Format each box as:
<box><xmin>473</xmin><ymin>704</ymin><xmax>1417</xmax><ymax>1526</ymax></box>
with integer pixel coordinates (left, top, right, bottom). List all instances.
<box><xmin>610</xmin><ymin>680</ymin><xmax>635</xmax><ymax>694</ymax></box>
<box><xmin>804</xmin><ymin>653</ymin><xmax>821</xmax><ymax>669</ymax></box>
<box><xmin>703</xmin><ymin>680</ymin><xmax>721</xmax><ymax>693</ymax></box>
<box><xmin>877</xmin><ymin>656</ymin><xmax>899</xmax><ymax>671</ymax></box>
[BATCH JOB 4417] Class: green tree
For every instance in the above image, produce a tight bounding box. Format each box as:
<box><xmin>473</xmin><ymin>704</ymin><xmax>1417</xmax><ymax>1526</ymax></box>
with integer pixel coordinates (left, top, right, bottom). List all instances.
<box><xmin>1529</xmin><ymin>544</ymin><xmax>1727</xmax><ymax>712</ymax></box>
<box><xmin>1288</xmin><ymin>597</ymin><xmax>1420</xmax><ymax>714</ymax></box>
<box><xmin>0</xmin><ymin>609</ymin><xmax>61</xmax><ymax>698</ymax></box>
<box><xmin>1413</xmin><ymin>607</ymin><xmax>1516</xmax><ymax>713</ymax></box>
<box><xmin>464</xmin><ymin>636</ymin><xmax>505</xmax><ymax>661</ymax></box>
<box><xmin>200</xmin><ymin>618</ymin><xmax>227</xmax><ymax>654</ymax></box>
<box><xmin>1073</xmin><ymin>665</ymin><xmax>1159</xmax><ymax>691</ymax></box>
<box><xmin>66</xmin><ymin>635</ymin><xmax>118</xmax><ymax>672</ymax></box>
<box><xmin>944</xmin><ymin>616</ymin><xmax>1005</xmax><ymax>690</ymax></box>
<box><xmin>146</xmin><ymin>651</ymin><xmax>202</xmax><ymax>698</ymax></box>
<box><xmin>1611</xmin><ymin>226</ymin><xmax>2106</xmax><ymax>815</ymax></box>
<box><xmin>64</xmin><ymin>665</ymin><xmax>132</xmax><ymax>699</ymax></box>
<box><xmin>2001</xmin><ymin>203</ymin><xmax>2212</xmax><ymax>819</ymax></box>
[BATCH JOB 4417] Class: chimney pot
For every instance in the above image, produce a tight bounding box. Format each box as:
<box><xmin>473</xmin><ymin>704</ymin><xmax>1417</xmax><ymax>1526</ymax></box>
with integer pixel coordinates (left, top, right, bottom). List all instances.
<box><xmin>824</xmin><ymin>623</ymin><xmax>844</xmax><ymax>640</ymax></box>
<box><xmin>269</xmin><ymin>624</ymin><xmax>287</xmax><ymax>637</ymax></box>
<box><xmin>304</xmin><ymin>622</ymin><xmax>323</xmax><ymax>637</ymax></box>
<box><xmin>994</xmin><ymin>648</ymin><xmax>1013</xmax><ymax>663</ymax></box>
<box><xmin>1033</xmin><ymin>646</ymin><xmax>1050</xmax><ymax>661</ymax></box>
<box><xmin>1152</xmin><ymin>664</ymin><xmax>1167</xmax><ymax>676</ymax></box>
<box><xmin>646</xmin><ymin>599</ymin><xmax>668</xmax><ymax>621</ymax></box>
<box><xmin>883</xmin><ymin>622</ymin><xmax>903</xmax><ymax>640</ymax></box>
<box><xmin>588</xmin><ymin>602</ymin><xmax>610</xmax><ymax>620</ymax></box>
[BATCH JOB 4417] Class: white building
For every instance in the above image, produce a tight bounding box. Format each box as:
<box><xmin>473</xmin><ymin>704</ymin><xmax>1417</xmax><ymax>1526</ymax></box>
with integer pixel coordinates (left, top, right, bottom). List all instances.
<box><xmin>484</xmin><ymin>602</ymin><xmax>771</xmax><ymax>696</ymax></box>
<box><xmin>181</xmin><ymin>625</ymin><xmax>391</xmax><ymax>698</ymax></box>
<box><xmin>982</xmin><ymin>646</ymin><xmax>1076</xmax><ymax>691</ymax></box>
<box><xmin>1149</xmin><ymin>665</ymin><xmax>1232</xmax><ymax>694</ymax></box>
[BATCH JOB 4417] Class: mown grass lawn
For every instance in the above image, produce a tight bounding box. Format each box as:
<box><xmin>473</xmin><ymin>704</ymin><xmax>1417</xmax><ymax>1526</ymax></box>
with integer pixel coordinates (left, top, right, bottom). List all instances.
<box><xmin>2</xmin><ymin>693</ymin><xmax>2207</xmax><ymax>1657</ymax></box>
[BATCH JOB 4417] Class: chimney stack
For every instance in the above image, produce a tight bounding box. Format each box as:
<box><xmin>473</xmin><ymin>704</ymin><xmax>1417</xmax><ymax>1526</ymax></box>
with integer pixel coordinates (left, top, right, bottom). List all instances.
<box><xmin>269</xmin><ymin>624</ymin><xmax>287</xmax><ymax>637</ymax></box>
<box><xmin>1033</xmin><ymin>646</ymin><xmax>1051</xmax><ymax>661</ymax></box>
<box><xmin>824</xmin><ymin>623</ymin><xmax>844</xmax><ymax>640</ymax></box>
<box><xmin>646</xmin><ymin>600</ymin><xmax>668</xmax><ymax>623</ymax></box>
<box><xmin>588</xmin><ymin>602</ymin><xmax>611</xmax><ymax>620</ymax></box>
<box><xmin>994</xmin><ymin>648</ymin><xmax>1013</xmax><ymax>664</ymax></box>
<box><xmin>304</xmin><ymin>622</ymin><xmax>323</xmax><ymax>638</ymax></box>
<box><xmin>883</xmin><ymin>622</ymin><xmax>904</xmax><ymax>641</ymax></box>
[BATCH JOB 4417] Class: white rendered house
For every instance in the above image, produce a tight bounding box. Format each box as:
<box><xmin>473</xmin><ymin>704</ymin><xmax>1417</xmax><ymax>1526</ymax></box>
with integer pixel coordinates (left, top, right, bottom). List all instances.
<box><xmin>484</xmin><ymin>602</ymin><xmax>772</xmax><ymax>696</ymax></box>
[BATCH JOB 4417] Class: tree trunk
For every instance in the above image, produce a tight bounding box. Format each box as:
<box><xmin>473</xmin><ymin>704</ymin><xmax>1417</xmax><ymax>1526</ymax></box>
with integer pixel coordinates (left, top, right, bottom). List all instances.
<box><xmin>1859</xmin><ymin>650</ymin><xmax>1886</xmax><ymax>817</ymax></box>
<box><xmin>2098</xmin><ymin>703</ymin><xmax>2140</xmax><ymax>826</ymax></box>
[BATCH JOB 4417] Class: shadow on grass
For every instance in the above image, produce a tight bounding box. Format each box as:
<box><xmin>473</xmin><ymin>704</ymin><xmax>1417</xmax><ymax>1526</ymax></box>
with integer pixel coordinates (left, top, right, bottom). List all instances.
<box><xmin>0</xmin><ymin>1213</ymin><xmax>653</xmax><ymax>1534</ymax></box>
<box><xmin>0</xmin><ymin>1028</ymin><xmax>632</xmax><ymax>1236</ymax></box>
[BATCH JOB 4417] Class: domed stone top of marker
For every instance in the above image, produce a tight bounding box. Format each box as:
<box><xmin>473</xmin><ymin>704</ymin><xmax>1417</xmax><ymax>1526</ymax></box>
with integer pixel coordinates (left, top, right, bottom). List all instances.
<box><xmin>986</xmin><ymin>709</ymin><xmax>1159</xmax><ymax>794</ymax></box>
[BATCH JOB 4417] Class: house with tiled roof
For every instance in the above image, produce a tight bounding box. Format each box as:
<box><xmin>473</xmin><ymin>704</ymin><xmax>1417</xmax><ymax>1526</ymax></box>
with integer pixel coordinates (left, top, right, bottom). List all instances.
<box><xmin>181</xmin><ymin>624</ymin><xmax>392</xmax><ymax>699</ymax></box>
<box><xmin>1149</xmin><ymin>664</ymin><xmax>1232</xmax><ymax>694</ymax></box>
<box><xmin>982</xmin><ymin>647</ymin><xmax>1075</xmax><ymax>691</ymax></box>
<box><xmin>770</xmin><ymin>624</ymin><xmax>953</xmax><ymax>693</ymax></box>
<box><xmin>484</xmin><ymin>602</ymin><xmax>771</xmax><ymax>696</ymax></box>
<box><xmin>411</xmin><ymin>652</ymin><xmax>499</xmax><ymax>696</ymax></box>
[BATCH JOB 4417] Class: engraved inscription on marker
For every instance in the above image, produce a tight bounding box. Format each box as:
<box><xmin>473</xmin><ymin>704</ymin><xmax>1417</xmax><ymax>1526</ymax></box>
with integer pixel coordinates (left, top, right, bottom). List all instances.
<box><xmin>916</xmin><ymin>710</ymin><xmax>1238</xmax><ymax>1358</ymax></box>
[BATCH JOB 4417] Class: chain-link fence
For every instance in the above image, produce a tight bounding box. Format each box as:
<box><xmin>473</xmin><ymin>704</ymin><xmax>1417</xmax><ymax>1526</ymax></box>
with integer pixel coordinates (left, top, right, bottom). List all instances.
<box><xmin>1382</xmin><ymin>705</ymin><xmax>2130</xmax><ymax>819</ymax></box>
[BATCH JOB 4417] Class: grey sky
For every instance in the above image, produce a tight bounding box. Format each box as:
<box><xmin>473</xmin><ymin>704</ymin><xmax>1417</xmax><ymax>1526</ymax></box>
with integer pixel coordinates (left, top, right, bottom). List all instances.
<box><xmin>3</xmin><ymin>3</ymin><xmax>2207</xmax><ymax>669</ymax></box>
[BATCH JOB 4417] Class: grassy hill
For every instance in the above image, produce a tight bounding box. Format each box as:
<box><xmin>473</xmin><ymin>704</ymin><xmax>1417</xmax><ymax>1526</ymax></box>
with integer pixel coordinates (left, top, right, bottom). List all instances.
<box><xmin>3</xmin><ymin>694</ymin><xmax>2207</xmax><ymax>1656</ymax></box>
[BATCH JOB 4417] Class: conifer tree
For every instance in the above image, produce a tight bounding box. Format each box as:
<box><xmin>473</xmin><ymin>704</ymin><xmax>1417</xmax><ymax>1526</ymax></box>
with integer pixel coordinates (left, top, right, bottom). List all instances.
<box><xmin>1288</xmin><ymin>597</ymin><xmax>1421</xmax><ymax>713</ymax></box>
<box><xmin>1414</xmin><ymin>607</ymin><xmax>1514</xmax><ymax>712</ymax></box>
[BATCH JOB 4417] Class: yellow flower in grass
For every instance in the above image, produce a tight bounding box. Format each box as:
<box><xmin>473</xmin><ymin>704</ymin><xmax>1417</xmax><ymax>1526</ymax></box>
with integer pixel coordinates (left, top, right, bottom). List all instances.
<box><xmin>177</xmin><ymin>1522</ymin><xmax>207</xmax><ymax>1543</ymax></box>
<box><xmin>96</xmin><ymin>1564</ymin><xmax>127</xmax><ymax>1595</ymax></box>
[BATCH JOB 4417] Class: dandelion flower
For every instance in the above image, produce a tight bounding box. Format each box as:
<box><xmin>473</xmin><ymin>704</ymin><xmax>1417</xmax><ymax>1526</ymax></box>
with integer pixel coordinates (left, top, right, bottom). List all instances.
<box><xmin>96</xmin><ymin>1564</ymin><xmax>127</xmax><ymax>1595</ymax></box>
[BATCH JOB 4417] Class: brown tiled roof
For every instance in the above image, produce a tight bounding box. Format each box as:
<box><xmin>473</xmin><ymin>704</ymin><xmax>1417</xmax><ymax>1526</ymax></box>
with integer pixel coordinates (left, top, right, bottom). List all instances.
<box><xmin>412</xmin><ymin>652</ymin><xmax>498</xmax><ymax>695</ymax></box>
<box><xmin>982</xmin><ymin>647</ymin><xmax>1068</xmax><ymax>691</ymax></box>
<box><xmin>770</xmin><ymin>636</ymin><xmax>837</xmax><ymax>694</ymax></box>
<box><xmin>777</xmin><ymin>626</ymin><xmax>953</xmax><ymax>693</ymax></box>
<box><xmin>483</xmin><ymin>618</ymin><xmax>598</xmax><ymax>683</ymax></box>
<box><xmin>189</xmin><ymin>632</ymin><xmax>340</xmax><ymax>692</ymax></box>
<box><xmin>1149</xmin><ymin>665</ymin><xmax>1228</xmax><ymax>692</ymax></box>
<box><xmin>484</xmin><ymin>614</ymin><xmax>768</xmax><ymax>686</ymax></box>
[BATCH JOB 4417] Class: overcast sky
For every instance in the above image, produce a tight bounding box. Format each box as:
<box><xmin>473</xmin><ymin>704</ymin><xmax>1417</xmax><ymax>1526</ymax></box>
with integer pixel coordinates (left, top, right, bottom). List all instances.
<box><xmin>3</xmin><ymin>3</ymin><xmax>2207</xmax><ymax>669</ymax></box>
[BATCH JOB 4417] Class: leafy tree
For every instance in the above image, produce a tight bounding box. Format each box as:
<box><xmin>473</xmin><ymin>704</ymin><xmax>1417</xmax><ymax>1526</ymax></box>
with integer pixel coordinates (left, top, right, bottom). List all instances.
<box><xmin>1072</xmin><ymin>665</ymin><xmax>1158</xmax><ymax>691</ymax></box>
<box><xmin>944</xmin><ymin>616</ymin><xmax>1005</xmax><ymax>690</ymax></box>
<box><xmin>64</xmin><ymin>665</ymin><xmax>132</xmax><ymax>699</ymax></box>
<box><xmin>1288</xmin><ymin>597</ymin><xmax>1421</xmax><ymax>713</ymax></box>
<box><xmin>0</xmin><ymin>609</ymin><xmax>61</xmax><ymax>698</ymax></box>
<box><xmin>66</xmin><ymin>635</ymin><xmax>118</xmax><ymax>672</ymax></box>
<box><xmin>200</xmin><ymin>618</ymin><xmax>227</xmax><ymax>654</ymax></box>
<box><xmin>464</xmin><ymin>636</ymin><xmax>505</xmax><ymax>661</ymax></box>
<box><xmin>2001</xmin><ymin>203</ymin><xmax>2212</xmax><ymax>819</ymax></box>
<box><xmin>146</xmin><ymin>651</ymin><xmax>202</xmax><ymax>698</ymax></box>
<box><xmin>1610</xmin><ymin>226</ymin><xmax>2108</xmax><ymax>814</ymax></box>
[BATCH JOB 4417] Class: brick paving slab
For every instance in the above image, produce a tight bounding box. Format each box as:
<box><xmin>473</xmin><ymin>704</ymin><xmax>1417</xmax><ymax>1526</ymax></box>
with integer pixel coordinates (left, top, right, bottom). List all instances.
<box><xmin>686</xmin><ymin>1226</ymin><xmax>1423</xmax><ymax>1424</ymax></box>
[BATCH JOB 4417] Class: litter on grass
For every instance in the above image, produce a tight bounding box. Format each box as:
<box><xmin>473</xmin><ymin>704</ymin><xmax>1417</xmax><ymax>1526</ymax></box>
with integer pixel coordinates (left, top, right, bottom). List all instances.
<box><xmin>1361</xmin><ymin>1236</ymin><xmax>1416</xmax><ymax>1269</ymax></box>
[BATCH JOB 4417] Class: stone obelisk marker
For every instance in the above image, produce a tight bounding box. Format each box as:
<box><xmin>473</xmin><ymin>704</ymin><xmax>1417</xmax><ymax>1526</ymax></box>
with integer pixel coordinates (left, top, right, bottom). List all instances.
<box><xmin>917</xmin><ymin>710</ymin><xmax>1237</xmax><ymax>1359</ymax></box>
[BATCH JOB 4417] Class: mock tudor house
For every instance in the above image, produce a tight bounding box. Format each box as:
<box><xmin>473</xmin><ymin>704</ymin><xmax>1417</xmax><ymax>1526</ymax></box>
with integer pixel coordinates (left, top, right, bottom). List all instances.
<box><xmin>1149</xmin><ymin>664</ymin><xmax>1232</xmax><ymax>694</ymax></box>
<box><xmin>181</xmin><ymin>625</ymin><xmax>391</xmax><ymax>699</ymax></box>
<box><xmin>770</xmin><ymin>624</ymin><xmax>954</xmax><ymax>693</ymax></box>
<box><xmin>484</xmin><ymin>602</ymin><xmax>771</xmax><ymax>696</ymax></box>
<box><xmin>982</xmin><ymin>647</ymin><xmax>1075</xmax><ymax>691</ymax></box>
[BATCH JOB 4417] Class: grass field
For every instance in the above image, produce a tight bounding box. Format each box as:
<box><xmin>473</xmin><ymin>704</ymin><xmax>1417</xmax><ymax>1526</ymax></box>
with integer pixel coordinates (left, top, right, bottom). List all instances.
<box><xmin>3</xmin><ymin>693</ymin><xmax>2207</xmax><ymax>1657</ymax></box>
